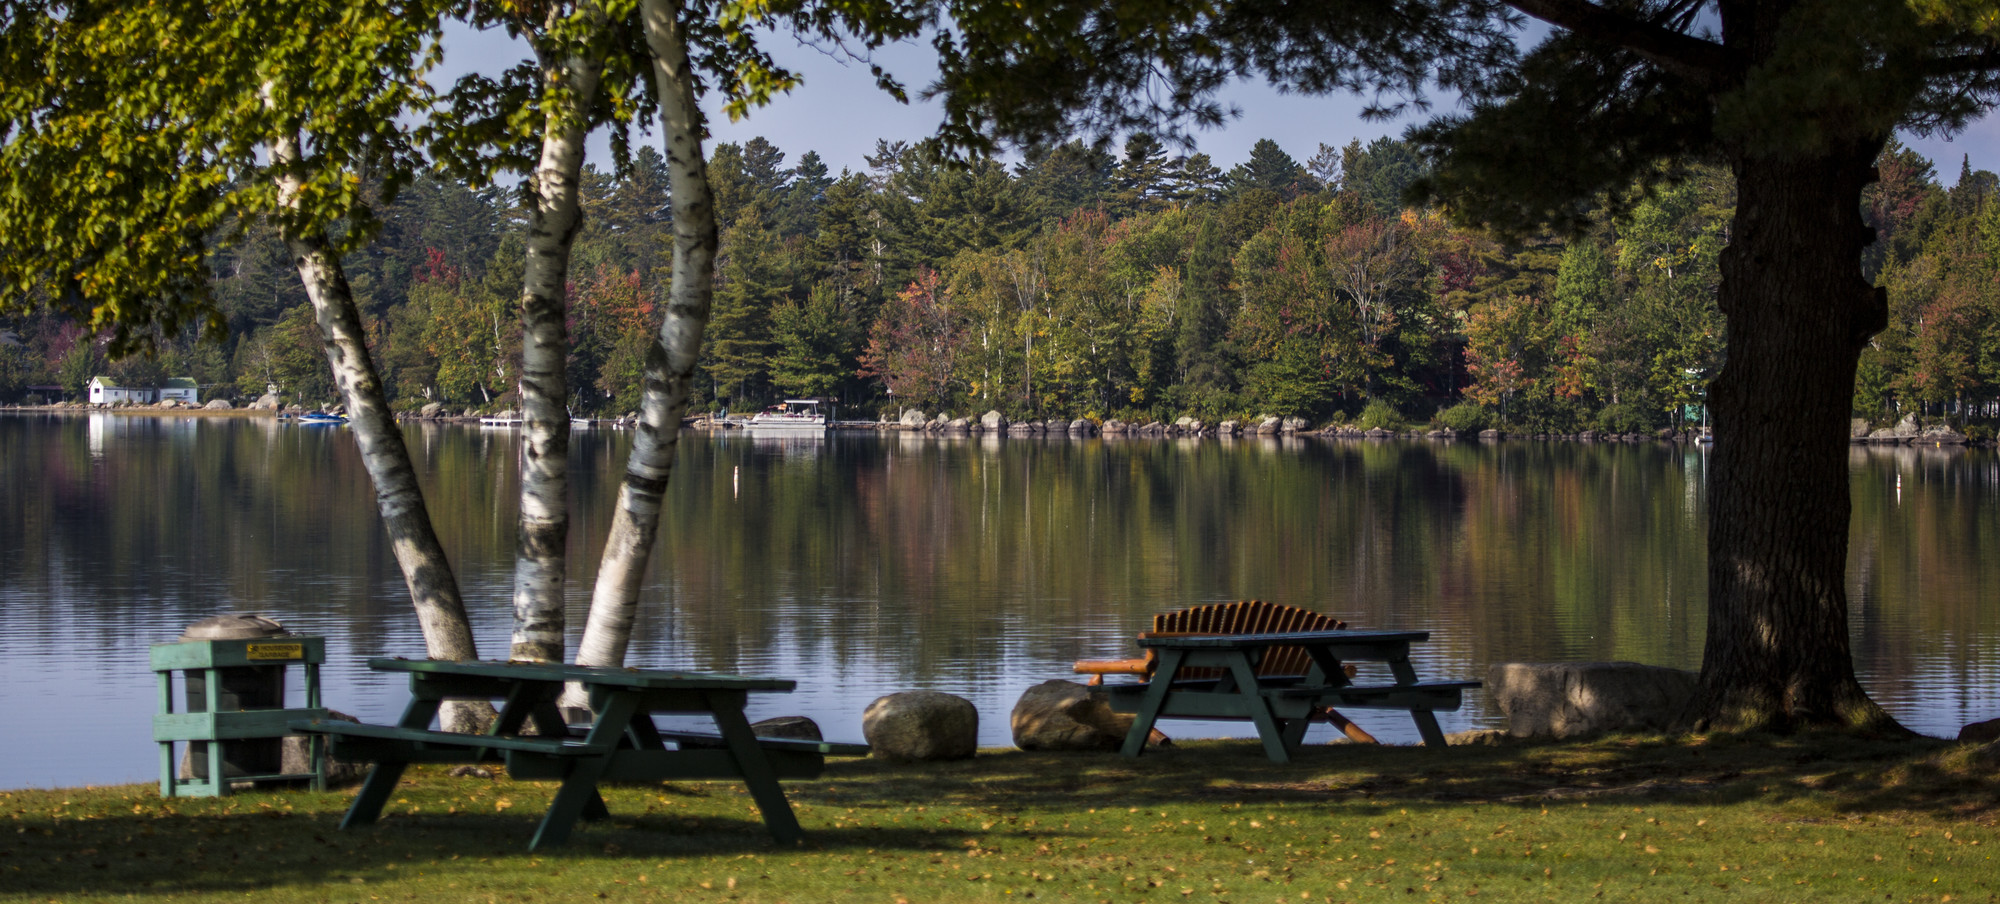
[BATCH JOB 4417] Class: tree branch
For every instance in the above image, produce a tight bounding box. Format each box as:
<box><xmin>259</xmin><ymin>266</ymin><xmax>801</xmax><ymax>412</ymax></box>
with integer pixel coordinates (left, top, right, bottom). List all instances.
<box><xmin>1504</xmin><ymin>0</ymin><xmax>1732</xmax><ymax>86</ymax></box>
<box><xmin>1922</xmin><ymin>49</ymin><xmax>2000</xmax><ymax>77</ymax></box>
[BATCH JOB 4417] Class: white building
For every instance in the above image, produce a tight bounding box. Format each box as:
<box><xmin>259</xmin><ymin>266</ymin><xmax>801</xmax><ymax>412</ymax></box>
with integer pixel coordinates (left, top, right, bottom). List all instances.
<box><xmin>87</xmin><ymin>375</ymin><xmax>200</xmax><ymax>405</ymax></box>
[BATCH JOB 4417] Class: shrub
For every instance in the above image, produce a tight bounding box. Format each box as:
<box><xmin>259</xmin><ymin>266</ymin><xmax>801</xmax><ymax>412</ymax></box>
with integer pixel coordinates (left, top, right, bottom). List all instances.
<box><xmin>1435</xmin><ymin>401</ymin><xmax>1493</xmax><ymax>434</ymax></box>
<box><xmin>1358</xmin><ymin>399</ymin><xmax>1404</xmax><ymax>431</ymax></box>
<box><xmin>1596</xmin><ymin>402</ymin><xmax>1658</xmax><ymax>434</ymax></box>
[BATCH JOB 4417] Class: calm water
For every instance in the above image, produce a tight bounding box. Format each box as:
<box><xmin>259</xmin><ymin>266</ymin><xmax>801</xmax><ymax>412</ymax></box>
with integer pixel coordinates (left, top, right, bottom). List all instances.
<box><xmin>2</xmin><ymin>412</ymin><xmax>1996</xmax><ymax>789</ymax></box>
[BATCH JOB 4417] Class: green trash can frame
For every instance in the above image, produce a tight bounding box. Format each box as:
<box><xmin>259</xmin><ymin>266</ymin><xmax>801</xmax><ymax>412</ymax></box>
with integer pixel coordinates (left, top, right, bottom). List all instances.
<box><xmin>151</xmin><ymin>623</ymin><xmax>329</xmax><ymax>797</ymax></box>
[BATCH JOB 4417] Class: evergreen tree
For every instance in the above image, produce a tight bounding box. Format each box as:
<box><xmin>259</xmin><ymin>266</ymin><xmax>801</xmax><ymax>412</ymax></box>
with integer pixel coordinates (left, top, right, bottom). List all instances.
<box><xmin>1226</xmin><ymin>139</ymin><xmax>1310</xmax><ymax>200</ymax></box>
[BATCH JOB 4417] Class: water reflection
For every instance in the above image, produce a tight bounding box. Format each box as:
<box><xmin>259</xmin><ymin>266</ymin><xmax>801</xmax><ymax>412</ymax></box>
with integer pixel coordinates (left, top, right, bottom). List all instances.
<box><xmin>0</xmin><ymin>413</ymin><xmax>1991</xmax><ymax>789</ymax></box>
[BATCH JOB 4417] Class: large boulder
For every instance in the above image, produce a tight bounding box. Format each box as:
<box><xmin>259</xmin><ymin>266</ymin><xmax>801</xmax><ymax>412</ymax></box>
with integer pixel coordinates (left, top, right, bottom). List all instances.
<box><xmin>249</xmin><ymin>392</ymin><xmax>281</xmax><ymax>411</ymax></box>
<box><xmin>1101</xmin><ymin>418</ymin><xmax>1128</xmax><ymax>434</ymax></box>
<box><xmin>1959</xmin><ymin>718</ymin><xmax>2000</xmax><ymax>744</ymax></box>
<box><xmin>1850</xmin><ymin>418</ymin><xmax>1871</xmax><ymax>438</ymax></box>
<box><xmin>1920</xmin><ymin>426</ymin><xmax>1968</xmax><ymax>445</ymax></box>
<box><xmin>1280</xmin><ymin>416</ymin><xmax>1308</xmax><ymax>433</ymax></box>
<box><xmin>420</xmin><ymin>401</ymin><xmax>445</xmax><ymax>418</ymax></box>
<box><xmin>981</xmin><ymin>410</ymin><xmax>1008</xmax><ymax>431</ymax></box>
<box><xmin>1069</xmin><ymin>418</ymin><xmax>1096</xmax><ymax>436</ymax></box>
<box><xmin>204</xmin><ymin>399</ymin><xmax>232</xmax><ymax>410</ymax></box>
<box><xmin>1256</xmin><ymin>416</ymin><xmax>1281</xmax><ymax>435</ymax></box>
<box><xmin>862</xmin><ymin>691</ymin><xmax>978</xmax><ymax>762</ymax></box>
<box><xmin>899</xmin><ymin>408</ymin><xmax>928</xmax><ymax>428</ymax></box>
<box><xmin>1894</xmin><ymin>414</ymin><xmax>1920</xmax><ymax>437</ymax></box>
<box><xmin>1010</xmin><ymin>680</ymin><xmax>1134</xmax><ymax>751</ymax></box>
<box><xmin>1488</xmin><ymin>662</ymin><xmax>1697</xmax><ymax>740</ymax></box>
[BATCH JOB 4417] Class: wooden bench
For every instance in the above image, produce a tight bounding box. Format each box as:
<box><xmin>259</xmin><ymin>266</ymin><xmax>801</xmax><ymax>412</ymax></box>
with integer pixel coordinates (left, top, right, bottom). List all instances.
<box><xmin>1074</xmin><ymin>600</ymin><xmax>1379</xmax><ymax>743</ymax></box>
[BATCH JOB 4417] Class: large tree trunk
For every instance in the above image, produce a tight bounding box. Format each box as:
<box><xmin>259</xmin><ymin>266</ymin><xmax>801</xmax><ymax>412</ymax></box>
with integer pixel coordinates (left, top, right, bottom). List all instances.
<box><xmin>270</xmin><ymin>134</ymin><xmax>486</xmax><ymax>731</ymax></box>
<box><xmin>507</xmin><ymin>9</ymin><xmax>606</xmax><ymax>664</ymax></box>
<box><xmin>568</xmin><ymin>0</ymin><xmax>716</xmax><ymax>694</ymax></box>
<box><xmin>1697</xmin><ymin>136</ymin><xmax>1902</xmax><ymax>733</ymax></box>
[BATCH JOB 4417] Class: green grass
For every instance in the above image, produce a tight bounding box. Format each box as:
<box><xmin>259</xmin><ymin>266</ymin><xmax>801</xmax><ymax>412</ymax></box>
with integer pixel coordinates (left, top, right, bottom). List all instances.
<box><xmin>6</xmin><ymin>733</ymin><xmax>1999</xmax><ymax>903</ymax></box>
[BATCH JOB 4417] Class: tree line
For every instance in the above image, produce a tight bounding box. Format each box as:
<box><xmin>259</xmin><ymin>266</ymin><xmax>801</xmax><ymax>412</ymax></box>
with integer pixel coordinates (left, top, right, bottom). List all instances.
<box><xmin>4</xmin><ymin>135</ymin><xmax>1991</xmax><ymax>437</ymax></box>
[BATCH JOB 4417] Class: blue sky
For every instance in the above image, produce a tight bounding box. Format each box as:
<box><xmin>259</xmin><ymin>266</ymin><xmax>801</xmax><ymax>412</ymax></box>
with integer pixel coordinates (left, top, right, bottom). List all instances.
<box><xmin>445</xmin><ymin>25</ymin><xmax>2000</xmax><ymax>185</ymax></box>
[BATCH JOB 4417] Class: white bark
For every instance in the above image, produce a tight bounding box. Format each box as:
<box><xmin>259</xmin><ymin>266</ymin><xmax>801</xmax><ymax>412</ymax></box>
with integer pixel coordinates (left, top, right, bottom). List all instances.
<box><xmin>508</xmin><ymin>4</ymin><xmax>607</xmax><ymax>664</ymax></box>
<box><xmin>269</xmin><ymin>128</ymin><xmax>486</xmax><ymax>731</ymax></box>
<box><xmin>569</xmin><ymin>0</ymin><xmax>716</xmax><ymax>695</ymax></box>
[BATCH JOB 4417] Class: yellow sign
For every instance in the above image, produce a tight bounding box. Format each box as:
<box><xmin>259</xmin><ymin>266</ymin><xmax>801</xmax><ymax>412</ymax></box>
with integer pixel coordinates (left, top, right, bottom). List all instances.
<box><xmin>247</xmin><ymin>643</ymin><xmax>304</xmax><ymax>661</ymax></box>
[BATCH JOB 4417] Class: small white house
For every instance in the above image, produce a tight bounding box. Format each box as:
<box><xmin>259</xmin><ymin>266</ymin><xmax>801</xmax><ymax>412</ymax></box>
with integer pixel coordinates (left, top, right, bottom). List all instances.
<box><xmin>157</xmin><ymin>377</ymin><xmax>199</xmax><ymax>404</ymax></box>
<box><xmin>87</xmin><ymin>375</ymin><xmax>200</xmax><ymax>405</ymax></box>
<box><xmin>88</xmin><ymin>376</ymin><xmax>152</xmax><ymax>405</ymax></box>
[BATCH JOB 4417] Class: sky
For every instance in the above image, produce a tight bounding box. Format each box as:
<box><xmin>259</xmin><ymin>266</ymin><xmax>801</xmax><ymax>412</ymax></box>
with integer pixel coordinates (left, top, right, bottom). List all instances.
<box><xmin>443</xmin><ymin>25</ymin><xmax>2000</xmax><ymax>186</ymax></box>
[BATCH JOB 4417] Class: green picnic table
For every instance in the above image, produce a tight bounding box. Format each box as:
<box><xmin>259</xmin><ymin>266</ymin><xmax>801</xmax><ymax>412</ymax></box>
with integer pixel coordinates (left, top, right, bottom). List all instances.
<box><xmin>291</xmin><ymin>658</ymin><xmax>865</xmax><ymax>851</ymax></box>
<box><xmin>1104</xmin><ymin>630</ymin><xmax>1478</xmax><ymax>762</ymax></box>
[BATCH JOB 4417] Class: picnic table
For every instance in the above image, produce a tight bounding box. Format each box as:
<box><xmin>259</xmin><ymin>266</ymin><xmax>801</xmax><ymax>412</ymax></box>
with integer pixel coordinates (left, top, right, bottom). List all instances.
<box><xmin>291</xmin><ymin>659</ymin><xmax>865</xmax><ymax>851</ymax></box>
<box><xmin>1103</xmin><ymin>630</ymin><xmax>1477</xmax><ymax>762</ymax></box>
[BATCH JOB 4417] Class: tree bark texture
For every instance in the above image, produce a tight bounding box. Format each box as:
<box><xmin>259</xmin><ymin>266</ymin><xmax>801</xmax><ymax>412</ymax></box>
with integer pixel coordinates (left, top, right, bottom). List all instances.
<box><xmin>570</xmin><ymin>0</ymin><xmax>716</xmax><ymax>684</ymax></box>
<box><xmin>1699</xmin><ymin>136</ymin><xmax>1900</xmax><ymax>732</ymax></box>
<box><xmin>507</xmin><ymin>10</ymin><xmax>606</xmax><ymax>664</ymax></box>
<box><xmin>270</xmin><ymin>137</ymin><xmax>485</xmax><ymax>731</ymax></box>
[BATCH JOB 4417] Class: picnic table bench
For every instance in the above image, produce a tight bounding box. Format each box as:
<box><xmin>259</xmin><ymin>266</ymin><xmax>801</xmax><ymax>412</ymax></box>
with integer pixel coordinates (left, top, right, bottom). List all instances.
<box><xmin>1100</xmin><ymin>629</ymin><xmax>1477</xmax><ymax>762</ymax></box>
<box><xmin>1074</xmin><ymin>600</ymin><xmax>1380</xmax><ymax>743</ymax></box>
<box><xmin>291</xmin><ymin>658</ymin><xmax>866</xmax><ymax>851</ymax></box>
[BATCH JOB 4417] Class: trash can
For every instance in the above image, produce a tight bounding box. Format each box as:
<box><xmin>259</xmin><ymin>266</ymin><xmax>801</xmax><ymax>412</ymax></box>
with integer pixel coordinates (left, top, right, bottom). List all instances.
<box><xmin>151</xmin><ymin>614</ymin><xmax>328</xmax><ymax>797</ymax></box>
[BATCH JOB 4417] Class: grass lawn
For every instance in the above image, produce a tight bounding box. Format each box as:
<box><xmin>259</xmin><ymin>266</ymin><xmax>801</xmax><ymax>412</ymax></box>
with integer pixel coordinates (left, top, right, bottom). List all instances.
<box><xmin>4</xmin><ymin>732</ymin><xmax>1997</xmax><ymax>903</ymax></box>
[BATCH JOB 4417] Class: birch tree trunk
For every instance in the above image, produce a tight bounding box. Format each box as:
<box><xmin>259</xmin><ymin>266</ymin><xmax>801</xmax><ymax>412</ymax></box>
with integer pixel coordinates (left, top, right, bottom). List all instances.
<box><xmin>568</xmin><ymin>0</ymin><xmax>716</xmax><ymax>695</ymax></box>
<box><xmin>269</xmin><ymin>130</ymin><xmax>486</xmax><ymax>731</ymax></box>
<box><xmin>508</xmin><ymin>6</ymin><xmax>607</xmax><ymax>663</ymax></box>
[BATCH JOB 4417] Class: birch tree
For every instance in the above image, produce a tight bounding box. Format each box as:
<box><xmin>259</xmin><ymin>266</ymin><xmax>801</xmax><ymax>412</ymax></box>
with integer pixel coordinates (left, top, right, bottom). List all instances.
<box><xmin>0</xmin><ymin>0</ymin><xmax>489</xmax><ymax>728</ymax></box>
<box><xmin>569</xmin><ymin>0</ymin><xmax>923</xmax><ymax>687</ymax></box>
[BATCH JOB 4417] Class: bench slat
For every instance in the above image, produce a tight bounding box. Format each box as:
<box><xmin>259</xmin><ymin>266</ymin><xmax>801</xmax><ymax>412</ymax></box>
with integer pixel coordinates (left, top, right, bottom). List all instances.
<box><xmin>291</xmin><ymin>719</ymin><xmax>593</xmax><ymax>757</ymax></box>
<box><xmin>652</xmin><ymin>729</ymin><xmax>870</xmax><ymax>757</ymax></box>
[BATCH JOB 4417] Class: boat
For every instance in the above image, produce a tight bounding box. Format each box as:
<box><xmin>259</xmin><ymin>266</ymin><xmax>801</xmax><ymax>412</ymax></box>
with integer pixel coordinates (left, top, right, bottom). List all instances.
<box><xmin>747</xmin><ymin>399</ymin><xmax>831</xmax><ymax>432</ymax></box>
<box><xmin>479</xmin><ymin>413</ymin><xmax>523</xmax><ymax>427</ymax></box>
<box><xmin>295</xmin><ymin>412</ymin><xmax>347</xmax><ymax>425</ymax></box>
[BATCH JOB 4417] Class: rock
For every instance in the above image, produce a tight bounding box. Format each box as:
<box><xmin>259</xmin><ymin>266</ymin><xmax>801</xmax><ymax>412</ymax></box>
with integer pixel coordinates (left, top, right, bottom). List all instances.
<box><xmin>1173</xmin><ymin>416</ymin><xmax>1196</xmax><ymax>434</ymax></box>
<box><xmin>927</xmin><ymin>414</ymin><xmax>951</xmax><ymax>432</ymax></box>
<box><xmin>1069</xmin><ymin>418</ymin><xmax>1095</xmax><ymax>435</ymax></box>
<box><xmin>1102</xmin><ymin>418</ymin><xmax>1127</xmax><ymax>434</ymax></box>
<box><xmin>448</xmin><ymin>765</ymin><xmax>495</xmax><ymax>779</ymax></box>
<box><xmin>1479</xmin><ymin>428</ymin><xmax>1502</xmax><ymax>440</ymax></box>
<box><xmin>1851</xmin><ymin>418</ymin><xmax>1871</xmax><ymax>438</ymax></box>
<box><xmin>1218</xmin><ymin>420</ymin><xmax>1239</xmax><ymax>436</ymax></box>
<box><xmin>1445</xmin><ymin>729</ymin><xmax>1510</xmax><ymax>747</ymax></box>
<box><xmin>943</xmin><ymin>417</ymin><xmax>971</xmax><ymax>433</ymax></box>
<box><xmin>1488</xmin><ymin>662</ymin><xmax>1698</xmax><ymax>740</ymax></box>
<box><xmin>863</xmin><ymin>691</ymin><xmax>978</xmax><ymax>762</ymax></box>
<box><xmin>1960</xmin><ymin>718</ymin><xmax>2000</xmax><ymax>744</ymax></box>
<box><xmin>1894</xmin><ymin>414</ymin><xmax>1920</xmax><ymax>437</ymax></box>
<box><xmin>1010</xmin><ymin>680</ymin><xmax>1136</xmax><ymax>751</ymax></box>
<box><xmin>1186</xmin><ymin>419</ymin><xmax>1205</xmax><ymax>434</ymax></box>
<box><xmin>1654</xmin><ymin>428</ymin><xmax>1677</xmax><ymax>441</ymax></box>
<box><xmin>1256</xmin><ymin>416</ymin><xmax>1281</xmax><ymax>435</ymax></box>
<box><xmin>899</xmin><ymin>408</ymin><xmax>928</xmax><ymax>428</ymax></box>
<box><xmin>1364</xmin><ymin>427</ymin><xmax>1392</xmax><ymax>438</ymax></box>
<box><xmin>1868</xmin><ymin>428</ymin><xmax>1905</xmax><ymax>444</ymax></box>
<box><xmin>204</xmin><ymin>399</ymin><xmax>232</xmax><ymax>410</ymax></box>
<box><xmin>250</xmin><ymin>392</ymin><xmax>281</xmax><ymax>411</ymax></box>
<box><xmin>420</xmin><ymin>402</ymin><xmax>444</xmax><ymax>418</ymax></box>
<box><xmin>750</xmin><ymin>716</ymin><xmax>825</xmax><ymax>742</ymax></box>
<box><xmin>981</xmin><ymin>410</ymin><xmax>1008</xmax><ymax>431</ymax></box>
<box><xmin>1140</xmin><ymin>421</ymin><xmax>1164</xmax><ymax>435</ymax></box>
<box><xmin>1920</xmin><ymin>426</ymin><xmax>1968</xmax><ymax>445</ymax></box>
<box><xmin>1281</xmin><ymin>416</ymin><xmax>1308</xmax><ymax>433</ymax></box>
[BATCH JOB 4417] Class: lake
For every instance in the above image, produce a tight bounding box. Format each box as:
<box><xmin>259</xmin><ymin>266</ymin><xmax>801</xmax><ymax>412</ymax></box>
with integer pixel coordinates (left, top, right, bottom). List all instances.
<box><xmin>2</xmin><ymin>412</ymin><xmax>1995</xmax><ymax>789</ymax></box>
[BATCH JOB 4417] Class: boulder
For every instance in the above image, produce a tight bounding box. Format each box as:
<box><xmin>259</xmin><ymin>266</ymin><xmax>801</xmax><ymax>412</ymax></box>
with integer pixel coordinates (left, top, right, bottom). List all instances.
<box><xmin>1186</xmin><ymin>419</ymin><xmax>1205</xmax><ymax>434</ymax></box>
<box><xmin>420</xmin><ymin>402</ymin><xmax>445</xmax><ymax>418</ymax></box>
<box><xmin>751</xmin><ymin>716</ymin><xmax>825</xmax><ymax>742</ymax></box>
<box><xmin>927</xmin><ymin>414</ymin><xmax>951</xmax><ymax>432</ymax></box>
<box><xmin>1281</xmin><ymin>416</ymin><xmax>1308</xmax><ymax>433</ymax></box>
<box><xmin>1851</xmin><ymin>418</ymin><xmax>1871</xmax><ymax>438</ymax></box>
<box><xmin>1256</xmin><ymin>416</ymin><xmax>1281</xmax><ymax>435</ymax></box>
<box><xmin>1488</xmin><ymin>662</ymin><xmax>1697</xmax><ymax>740</ymax></box>
<box><xmin>1173</xmin><ymin>416</ymin><xmax>1196</xmax><ymax>434</ymax></box>
<box><xmin>1960</xmin><ymin>718</ymin><xmax>2000</xmax><ymax>744</ymax></box>
<box><xmin>1010</xmin><ymin>680</ymin><xmax>1136</xmax><ymax>751</ymax></box>
<box><xmin>204</xmin><ymin>399</ymin><xmax>232</xmax><ymax>410</ymax></box>
<box><xmin>1868</xmin><ymin>428</ymin><xmax>1906</xmax><ymax>444</ymax></box>
<box><xmin>1102</xmin><ymin>418</ymin><xmax>1128</xmax><ymax>434</ymax></box>
<box><xmin>863</xmin><ymin>691</ymin><xmax>977</xmax><ymax>762</ymax></box>
<box><xmin>943</xmin><ymin>417</ymin><xmax>971</xmax><ymax>433</ymax></box>
<box><xmin>1478</xmin><ymin>428</ymin><xmax>1502</xmax><ymax>440</ymax></box>
<box><xmin>1218</xmin><ymin>420</ymin><xmax>1239</xmax><ymax>436</ymax></box>
<box><xmin>1069</xmin><ymin>419</ymin><xmax>1096</xmax><ymax>435</ymax></box>
<box><xmin>1894</xmin><ymin>414</ymin><xmax>1920</xmax><ymax>437</ymax></box>
<box><xmin>899</xmin><ymin>408</ymin><xmax>928</xmax><ymax>428</ymax></box>
<box><xmin>1444</xmin><ymin>729</ymin><xmax>1509</xmax><ymax>747</ymax></box>
<box><xmin>1920</xmin><ymin>426</ymin><xmax>1968</xmax><ymax>445</ymax></box>
<box><xmin>249</xmin><ymin>392</ymin><xmax>281</xmax><ymax>411</ymax></box>
<box><xmin>981</xmin><ymin>410</ymin><xmax>1009</xmax><ymax>431</ymax></box>
<box><xmin>1364</xmin><ymin>427</ymin><xmax>1392</xmax><ymax>438</ymax></box>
